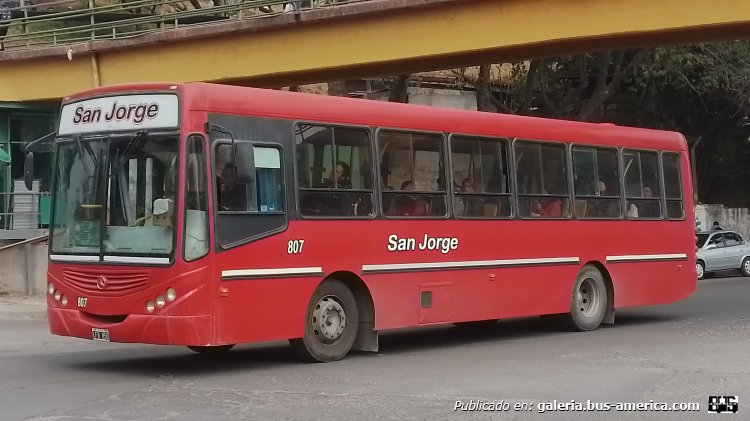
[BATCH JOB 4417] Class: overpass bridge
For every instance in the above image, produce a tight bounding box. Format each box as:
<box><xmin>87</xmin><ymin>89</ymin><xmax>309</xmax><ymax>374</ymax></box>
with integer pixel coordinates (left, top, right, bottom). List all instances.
<box><xmin>0</xmin><ymin>0</ymin><xmax>749</xmax><ymax>102</ymax></box>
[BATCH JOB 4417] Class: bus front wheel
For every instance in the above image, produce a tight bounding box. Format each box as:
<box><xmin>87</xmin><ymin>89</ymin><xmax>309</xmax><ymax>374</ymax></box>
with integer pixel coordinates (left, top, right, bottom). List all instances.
<box><xmin>290</xmin><ymin>279</ymin><xmax>359</xmax><ymax>363</ymax></box>
<box><xmin>564</xmin><ymin>265</ymin><xmax>607</xmax><ymax>331</ymax></box>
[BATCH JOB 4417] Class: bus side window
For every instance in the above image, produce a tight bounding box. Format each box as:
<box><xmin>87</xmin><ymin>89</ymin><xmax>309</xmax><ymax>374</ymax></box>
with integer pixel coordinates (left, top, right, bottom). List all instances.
<box><xmin>295</xmin><ymin>124</ymin><xmax>374</xmax><ymax>218</ymax></box>
<box><xmin>572</xmin><ymin>146</ymin><xmax>621</xmax><ymax>219</ymax></box>
<box><xmin>662</xmin><ymin>152</ymin><xmax>684</xmax><ymax>220</ymax></box>
<box><xmin>624</xmin><ymin>149</ymin><xmax>662</xmax><ymax>219</ymax></box>
<box><xmin>378</xmin><ymin>130</ymin><xmax>447</xmax><ymax>218</ymax></box>
<box><xmin>449</xmin><ymin>135</ymin><xmax>512</xmax><ymax>219</ymax></box>
<box><xmin>514</xmin><ymin>140</ymin><xmax>570</xmax><ymax>218</ymax></box>
<box><xmin>213</xmin><ymin>140</ymin><xmax>286</xmax><ymax>249</ymax></box>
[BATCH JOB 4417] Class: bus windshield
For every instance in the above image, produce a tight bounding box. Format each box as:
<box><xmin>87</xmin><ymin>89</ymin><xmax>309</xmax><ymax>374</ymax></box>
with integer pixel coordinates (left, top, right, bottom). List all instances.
<box><xmin>50</xmin><ymin>133</ymin><xmax>179</xmax><ymax>262</ymax></box>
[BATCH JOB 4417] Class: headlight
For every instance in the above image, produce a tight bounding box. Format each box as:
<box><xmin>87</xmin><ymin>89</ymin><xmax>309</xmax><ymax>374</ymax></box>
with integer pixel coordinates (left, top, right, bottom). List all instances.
<box><xmin>145</xmin><ymin>301</ymin><xmax>155</xmax><ymax>313</ymax></box>
<box><xmin>155</xmin><ymin>295</ymin><xmax>165</xmax><ymax>308</ymax></box>
<box><xmin>166</xmin><ymin>288</ymin><xmax>176</xmax><ymax>302</ymax></box>
<box><xmin>48</xmin><ymin>283</ymin><xmax>55</xmax><ymax>295</ymax></box>
<box><xmin>60</xmin><ymin>296</ymin><xmax>68</xmax><ymax>306</ymax></box>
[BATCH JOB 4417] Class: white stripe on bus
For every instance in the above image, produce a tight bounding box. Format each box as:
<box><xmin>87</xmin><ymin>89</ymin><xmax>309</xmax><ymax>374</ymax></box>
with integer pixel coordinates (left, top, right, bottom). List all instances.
<box><xmin>50</xmin><ymin>254</ymin><xmax>99</xmax><ymax>262</ymax></box>
<box><xmin>361</xmin><ymin>257</ymin><xmax>581</xmax><ymax>274</ymax></box>
<box><xmin>102</xmin><ymin>256</ymin><xmax>171</xmax><ymax>264</ymax></box>
<box><xmin>222</xmin><ymin>267</ymin><xmax>324</xmax><ymax>279</ymax></box>
<box><xmin>605</xmin><ymin>253</ymin><xmax>688</xmax><ymax>263</ymax></box>
<box><xmin>50</xmin><ymin>255</ymin><xmax>172</xmax><ymax>264</ymax></box>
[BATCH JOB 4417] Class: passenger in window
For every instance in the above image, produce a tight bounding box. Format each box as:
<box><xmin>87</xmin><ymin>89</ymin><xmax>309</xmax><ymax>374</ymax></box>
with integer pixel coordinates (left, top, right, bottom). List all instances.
<box><xmin>626</xmin><ymin>203</ymin><xmax>639</xmax><ymax>218</ymax></box>
<box><xmin>639</xmin><ymin>186</ymin><xmax>660</xmax><ymax>218</ymax></box>
<box><xmin>219</xmin><ymin>163</ymin><xmax>247</xmax><ymax>211</ymax></box>
<box><xmin>454</xmin><ymin>182</ymin><xmax>465</xmax><ymax>216</ymax></box>
<box><xmin>455</xmin><ymin>178</ymin><xmax>483</xmax><ymax>216</ymax></box>
<box><xmin>530</xmin><ymin>193</ymin><xmax>562</xmax><ymax>217</ymax></box>
<box><xmin>392</xmin><ymin>180</ymin><xmax>428</xmax><ymax>216</ymax></box>
<box><xmin>323</xmin><ymin>161</ymin><xmax>353</xmax><ymax>189</ymax></box>
<box><xmin>589</xmin><ymin>181</ymin><xmax>619</xmax><ymax>217</ymax></box>
<box><xmin>712</xmin><ymin>221</ymin><xmax>723</xmax><ymax>231</ymax></box>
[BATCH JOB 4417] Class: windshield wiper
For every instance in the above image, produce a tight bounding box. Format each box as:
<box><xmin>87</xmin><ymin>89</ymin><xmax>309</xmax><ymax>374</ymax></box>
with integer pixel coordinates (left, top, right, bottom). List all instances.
<box><xmin>121</xmin><ymin>130</ymin><xmax>148</xmax><ymax>159</ymax></box>
<box><xmin>72</xmin><ymin>134</ymin><xmax>94</xmax><ymax>178</ymax></box>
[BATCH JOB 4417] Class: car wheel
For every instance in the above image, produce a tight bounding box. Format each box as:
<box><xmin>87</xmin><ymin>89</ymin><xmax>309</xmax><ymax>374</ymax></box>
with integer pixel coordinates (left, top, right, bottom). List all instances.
<box><xmin>741</xmin><ymin>258</ymin><xmax>750</xmax><ymax>277</ymax></box>
<box><xmin>696</xmin><ymin>261</ymin><xmax>705</xmax><ymax>280</ymax></box>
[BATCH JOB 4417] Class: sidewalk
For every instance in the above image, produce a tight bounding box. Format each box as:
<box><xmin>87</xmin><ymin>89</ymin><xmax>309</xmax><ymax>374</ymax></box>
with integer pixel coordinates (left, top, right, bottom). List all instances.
<box><xmin>0</xmin><ymin>295</ymin><xmax>47</xmax><ymax>320</ymax></box>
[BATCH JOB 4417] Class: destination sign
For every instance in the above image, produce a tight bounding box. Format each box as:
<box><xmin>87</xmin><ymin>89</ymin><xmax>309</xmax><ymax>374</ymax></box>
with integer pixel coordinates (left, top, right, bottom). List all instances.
<box><xmin>58</xmin><ymin>94</ymin><xmax>179</xmax><ymax>135</ymax></box>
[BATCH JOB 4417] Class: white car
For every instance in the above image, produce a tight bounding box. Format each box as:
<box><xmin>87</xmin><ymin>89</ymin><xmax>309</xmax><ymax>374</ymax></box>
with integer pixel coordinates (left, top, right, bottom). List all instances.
<box><xmin>696</xmin><ymin>230</ymin><xmax>750</xmax><ymax>280</ymax></box>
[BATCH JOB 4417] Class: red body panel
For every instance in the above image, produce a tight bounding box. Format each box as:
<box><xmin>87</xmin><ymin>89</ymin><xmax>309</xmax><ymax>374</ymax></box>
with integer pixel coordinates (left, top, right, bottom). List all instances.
<box><xmin>47</xmin><ymin>83</ymin><xmax>697</xmax><ymax>347</ymax></box>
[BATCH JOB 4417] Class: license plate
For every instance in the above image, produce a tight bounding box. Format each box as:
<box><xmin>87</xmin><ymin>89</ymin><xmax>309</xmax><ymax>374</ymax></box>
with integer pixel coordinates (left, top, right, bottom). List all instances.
<box><xmin>92</xmin><ymin>328</ymin><xmax>110</xmax><ymax>342</ymax></box>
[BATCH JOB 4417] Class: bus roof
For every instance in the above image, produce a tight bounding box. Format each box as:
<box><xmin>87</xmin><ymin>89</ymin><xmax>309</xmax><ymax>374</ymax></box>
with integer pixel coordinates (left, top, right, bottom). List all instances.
<box><xmin>64</xmin><ymin>82</ymin><xmax>687</xmax><ymax>151</ymax></box>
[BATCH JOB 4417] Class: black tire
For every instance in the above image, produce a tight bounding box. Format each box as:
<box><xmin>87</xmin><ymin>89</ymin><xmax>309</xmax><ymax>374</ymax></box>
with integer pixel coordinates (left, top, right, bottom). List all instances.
<box><xmin>289</xmin><ymin>279</ymin><xmax>359</xmax><ymax>363</ymax></box>
<box><xmin>696</xmin><ymin>260</ymin><xmax>706</xmax><ymax>280</ymax></box>
<box><xmin>562</xmin><ymin>265</ymin><xmax>608</xmax><ymax>331</ymax></box>
<box><xmin>187</xmin><ymin>344</ymin><xmax>235</xmax><ymax>354</ymax></box>
<box><xmin>740</xmin><ymin>258</ymin><xmax>750</xmax><ymax>277</ymax></box>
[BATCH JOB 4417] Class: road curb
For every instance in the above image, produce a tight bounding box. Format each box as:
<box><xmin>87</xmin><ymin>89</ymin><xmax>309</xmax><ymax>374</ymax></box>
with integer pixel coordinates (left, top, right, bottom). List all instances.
<box><xmin>0</xmin><ymin>296</ymin><xmax>47</xmax><ymax>320</ymax></box>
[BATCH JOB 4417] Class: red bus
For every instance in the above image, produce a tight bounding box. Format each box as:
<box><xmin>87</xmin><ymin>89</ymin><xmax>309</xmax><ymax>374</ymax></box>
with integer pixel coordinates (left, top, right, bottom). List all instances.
<box><xmin>32</xmin><ymin>82</ymin><xmax>696</xmax><ymax>362</ymax></box>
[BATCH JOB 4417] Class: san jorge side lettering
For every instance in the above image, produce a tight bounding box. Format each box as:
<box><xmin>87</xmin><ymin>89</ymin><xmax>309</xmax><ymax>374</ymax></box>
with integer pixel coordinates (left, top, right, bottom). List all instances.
<box><xmin>387</xmin><ymin>234</ymin><xmax>458</xmax><ymax>254</ymax></box>
<box><xmin>73</xmin><ymin>102</ymin><xmax>159</xmax><ymax>125</ymax></box>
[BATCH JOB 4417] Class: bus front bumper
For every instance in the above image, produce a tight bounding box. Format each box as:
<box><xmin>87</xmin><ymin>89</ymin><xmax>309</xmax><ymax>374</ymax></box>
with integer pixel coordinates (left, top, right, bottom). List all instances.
<box><xmin>47</xmin><ymin>307</ymin><xmax>214</xmax><ymax>346</ymax></box>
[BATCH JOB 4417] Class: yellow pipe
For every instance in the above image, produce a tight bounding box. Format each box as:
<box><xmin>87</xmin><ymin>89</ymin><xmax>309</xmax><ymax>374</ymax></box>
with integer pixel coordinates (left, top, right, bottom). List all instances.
<box><xmin>90</xmin><ymin>54</ymin><xmax>100</xmax><ymax>88</ymax></box>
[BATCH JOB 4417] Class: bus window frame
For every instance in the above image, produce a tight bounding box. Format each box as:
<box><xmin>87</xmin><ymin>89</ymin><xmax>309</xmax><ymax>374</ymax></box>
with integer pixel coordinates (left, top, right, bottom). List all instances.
<box><xmin>447</xmin><ymin>132</ymin><xmax>514</xmax><ymax>220</ymax></box>
<box><xmin>622</xmin><ymin>147</ymin><xmax>664</xmax><ymax>221</ymax></box>
<box><xmin>569</xmin><ymin>142</ymin><xmax>624</xmax><ymax>221</ymax></box>
<box><xmin>210</xmin><ymin>138</ymin><xmax>289</xmax><ymax>250</ymax></box>
<box><xmin>292</xmin><ymin>121</ymin><xmax>378</xmax><ymax>220</ymax></box>
<box><xmin>375</xmin><ymin>127</ymin><xmax>449</xmax><ymax>220</ymax></box>
<box><xmin>512</xmin><ymin>138</ymin><xmax>573</xmax><ymax>220</ymax></box>
<box><xmin>182</xmin><ymin>132</ymin><xmax>211</xmax><ymax>262</ymax></box>
<box><xmin>659</xmin><ymin>150</ymin><xmax>686</xmax><ymax>221</ymax></box>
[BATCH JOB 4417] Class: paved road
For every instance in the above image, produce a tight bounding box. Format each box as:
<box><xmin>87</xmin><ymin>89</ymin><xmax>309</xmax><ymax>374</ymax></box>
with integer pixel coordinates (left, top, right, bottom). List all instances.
<box><xmin>0</xmin><ymin>276</ymin><xmax>748</xmax><ymax>421</ymax></box>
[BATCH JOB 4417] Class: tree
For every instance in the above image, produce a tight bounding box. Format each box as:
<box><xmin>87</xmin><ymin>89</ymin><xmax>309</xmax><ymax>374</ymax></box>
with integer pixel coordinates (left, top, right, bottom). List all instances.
<box><xmin>627</xmin><ymin>42</ymin><xmax>750</xmax><ymax>205</ymax></box>
<box><xmin>454</xmin><ymin>42</ymin><xmax>750</xmax><ymax>205</ymax></box>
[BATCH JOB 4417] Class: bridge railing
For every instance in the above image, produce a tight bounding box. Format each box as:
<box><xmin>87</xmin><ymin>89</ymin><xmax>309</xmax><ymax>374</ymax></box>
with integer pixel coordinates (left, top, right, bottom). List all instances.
<box><xmin>0</xmin><ymin>0</ymin><xmax>360</xmax><ymax>51</ymax></box>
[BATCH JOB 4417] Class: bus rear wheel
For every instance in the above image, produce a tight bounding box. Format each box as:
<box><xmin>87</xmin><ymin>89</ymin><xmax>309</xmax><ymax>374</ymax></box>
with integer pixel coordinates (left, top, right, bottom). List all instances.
<box><xmin>187</xmin><ymin>345</ymin><xmax>235</xmax><ymax>354</ymax></box>
<box><xmin>290</xmin><ymin>279</ymin><xmax>359</xmax><ymax>363</ymax></box>
<box><xmin>563</xmin><ymin>265</ymin><xmax>607</xmax><ymax>331</ymax></box>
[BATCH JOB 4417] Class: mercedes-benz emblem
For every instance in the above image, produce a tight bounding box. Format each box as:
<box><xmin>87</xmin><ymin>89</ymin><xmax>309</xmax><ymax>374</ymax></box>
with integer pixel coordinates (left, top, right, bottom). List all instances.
<box><xmin>97</xmin><ymin>276</ymin><xmax>108</xmax><ymax>290</ymax></box>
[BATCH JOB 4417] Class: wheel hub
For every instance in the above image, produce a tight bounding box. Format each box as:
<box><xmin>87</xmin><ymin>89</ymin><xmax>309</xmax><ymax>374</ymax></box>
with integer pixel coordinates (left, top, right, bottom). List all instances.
<box><xmin>577</xmin><ymin>278</ymin><xmax>601</xmax><ymax>318</ymax></box>
<box><xmin>311</xmin><ymin>296</ymin><xmax>346</xmax><ymax>343</ymax></box>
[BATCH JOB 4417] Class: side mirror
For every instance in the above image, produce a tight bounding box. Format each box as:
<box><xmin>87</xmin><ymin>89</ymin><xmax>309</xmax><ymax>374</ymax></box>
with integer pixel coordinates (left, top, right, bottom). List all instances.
<box><xmin>234</xmin><ymin>143</ymin><xmax>255</xmax><ymax>184</ymax></box>
<box><xmin>23</xmin><ymin>152</ymin><xmax>34</xmax><ymax>191</ymax></box>
<box><xmin>706</xmin><ymin>244</ymin><xmax>717</xmax><ymax>250</ymax></box>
